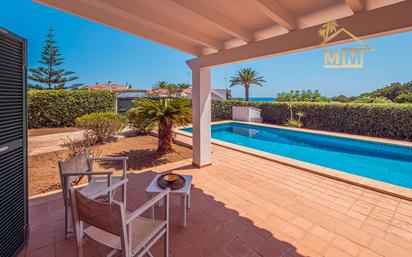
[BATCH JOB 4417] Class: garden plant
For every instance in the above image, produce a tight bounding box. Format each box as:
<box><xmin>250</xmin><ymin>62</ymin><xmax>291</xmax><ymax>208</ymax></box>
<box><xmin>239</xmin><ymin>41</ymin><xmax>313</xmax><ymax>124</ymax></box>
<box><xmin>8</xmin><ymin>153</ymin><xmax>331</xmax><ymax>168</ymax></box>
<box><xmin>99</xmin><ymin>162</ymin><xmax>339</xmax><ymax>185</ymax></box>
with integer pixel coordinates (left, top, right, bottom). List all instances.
<box><xmin>128</xmin><ymin>98</ymin><xmax>191</xmax><ymax>153</ymax></box>
<box><xmin>75</xmin><ymin>112</ymin><xmax>128</xmax><ymax>143</ymax></box>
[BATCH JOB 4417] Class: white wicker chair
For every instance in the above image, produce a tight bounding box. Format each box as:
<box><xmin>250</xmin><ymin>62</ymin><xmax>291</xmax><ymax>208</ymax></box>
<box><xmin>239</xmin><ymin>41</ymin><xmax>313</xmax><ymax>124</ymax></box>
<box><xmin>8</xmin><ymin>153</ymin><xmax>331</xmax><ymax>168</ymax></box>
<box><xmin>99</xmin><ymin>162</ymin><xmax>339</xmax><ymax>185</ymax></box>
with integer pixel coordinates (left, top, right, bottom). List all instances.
<box><xmin>58</xmin><ymin>151</ymin><xmax>128</xmax><ymax>238</ymax></box>
<box><xmin>69</xmin><ymin>188</ymin><xmax>170</xmax><ymax>257</ymax></box>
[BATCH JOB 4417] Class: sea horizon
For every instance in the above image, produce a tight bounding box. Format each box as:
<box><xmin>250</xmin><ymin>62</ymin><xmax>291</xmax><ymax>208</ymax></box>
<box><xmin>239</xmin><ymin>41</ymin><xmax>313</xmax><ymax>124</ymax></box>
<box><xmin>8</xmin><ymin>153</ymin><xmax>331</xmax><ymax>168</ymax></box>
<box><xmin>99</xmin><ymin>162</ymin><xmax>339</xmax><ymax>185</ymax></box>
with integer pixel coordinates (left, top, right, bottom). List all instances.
<box><xmin>232</xmin><ymin>97</ymin><xmax>275</xmax><ymax>102</ymax></box>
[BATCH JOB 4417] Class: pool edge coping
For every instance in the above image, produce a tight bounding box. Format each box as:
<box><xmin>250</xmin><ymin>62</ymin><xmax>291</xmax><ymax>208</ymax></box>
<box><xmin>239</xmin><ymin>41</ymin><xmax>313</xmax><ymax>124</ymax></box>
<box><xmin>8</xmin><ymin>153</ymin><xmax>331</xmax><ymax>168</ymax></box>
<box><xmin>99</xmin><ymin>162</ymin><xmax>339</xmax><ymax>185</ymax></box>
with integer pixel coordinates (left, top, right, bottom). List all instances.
<box><xmin>175</xmin><ymin>121</ymin><xmax>412</xmax><ymax>202</ymax></box>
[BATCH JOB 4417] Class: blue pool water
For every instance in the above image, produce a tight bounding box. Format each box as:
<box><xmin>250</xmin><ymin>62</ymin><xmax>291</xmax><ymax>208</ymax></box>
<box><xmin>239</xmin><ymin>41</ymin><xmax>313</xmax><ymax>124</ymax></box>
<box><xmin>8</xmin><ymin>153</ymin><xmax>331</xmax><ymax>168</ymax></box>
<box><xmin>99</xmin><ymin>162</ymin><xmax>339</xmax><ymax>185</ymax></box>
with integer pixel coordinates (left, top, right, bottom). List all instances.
<box><xmin>182</xmin><ymin>122</ymin><xmax>412</xmax><ymax>189</ymax></box>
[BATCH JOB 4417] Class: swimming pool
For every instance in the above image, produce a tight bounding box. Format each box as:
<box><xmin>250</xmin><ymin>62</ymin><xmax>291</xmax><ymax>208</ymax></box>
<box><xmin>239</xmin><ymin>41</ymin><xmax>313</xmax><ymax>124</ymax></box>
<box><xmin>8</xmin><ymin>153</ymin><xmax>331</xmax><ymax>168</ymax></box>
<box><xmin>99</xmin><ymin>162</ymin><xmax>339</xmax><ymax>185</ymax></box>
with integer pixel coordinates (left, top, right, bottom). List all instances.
<box><xmin>182</xmin><ymin>122</ymin><xmax>412</xmax><ymax>189</ymax></box>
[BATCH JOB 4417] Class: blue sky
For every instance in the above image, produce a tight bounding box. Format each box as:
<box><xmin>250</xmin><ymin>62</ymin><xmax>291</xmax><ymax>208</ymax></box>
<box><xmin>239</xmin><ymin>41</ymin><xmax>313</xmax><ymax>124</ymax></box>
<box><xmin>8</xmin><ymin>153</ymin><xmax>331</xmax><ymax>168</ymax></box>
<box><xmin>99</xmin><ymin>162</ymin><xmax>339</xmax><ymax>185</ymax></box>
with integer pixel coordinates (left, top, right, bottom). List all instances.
<box><xmin>1</xmin><ymin>0</ymin><xmax>412</xmax><ymax>97</ymax></box>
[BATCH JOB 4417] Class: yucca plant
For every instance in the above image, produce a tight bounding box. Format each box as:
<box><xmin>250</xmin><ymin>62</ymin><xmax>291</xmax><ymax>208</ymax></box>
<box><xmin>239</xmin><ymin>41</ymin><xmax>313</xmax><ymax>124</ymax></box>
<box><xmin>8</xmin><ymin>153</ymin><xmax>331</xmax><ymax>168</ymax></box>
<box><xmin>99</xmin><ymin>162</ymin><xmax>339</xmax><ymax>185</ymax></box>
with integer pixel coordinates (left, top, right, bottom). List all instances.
<box><xmin>284</xmin><ymin>104</ymin><xmax>304</xmax><ymax>128</ymax></box>
<box><xmin>129</xmin><ymin>98</ymin><xmax>191</xmax><ymax>153</ymax></box>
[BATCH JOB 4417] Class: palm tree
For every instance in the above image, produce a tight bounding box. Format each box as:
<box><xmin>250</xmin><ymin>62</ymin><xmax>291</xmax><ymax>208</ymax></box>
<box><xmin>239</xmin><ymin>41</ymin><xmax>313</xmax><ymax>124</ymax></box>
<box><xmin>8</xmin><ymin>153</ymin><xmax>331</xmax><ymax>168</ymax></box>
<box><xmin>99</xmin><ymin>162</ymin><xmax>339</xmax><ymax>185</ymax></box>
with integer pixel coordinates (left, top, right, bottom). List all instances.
<box><xmin>175</xmin><ymin>83</ymin><xmax>191</xmax><ymax>96</ymax></box>
<box><xmin>229</xmin><ymin>68</ymin><xmax>265</xmax><ymax>101</ymax></box>
<box><xmin>153</xmin><ymin>81</ymin><xmax>169</xmax><ymax>90</ymax></box>
<box><xmin>131</xmin><ymin>98</ymin><xmax>191</xmax><ymax>153</ymax></box>
<box><xmin>176</xmin><ymin>83</ymin><xmax>191</xmax><ymax>89</ymax></box>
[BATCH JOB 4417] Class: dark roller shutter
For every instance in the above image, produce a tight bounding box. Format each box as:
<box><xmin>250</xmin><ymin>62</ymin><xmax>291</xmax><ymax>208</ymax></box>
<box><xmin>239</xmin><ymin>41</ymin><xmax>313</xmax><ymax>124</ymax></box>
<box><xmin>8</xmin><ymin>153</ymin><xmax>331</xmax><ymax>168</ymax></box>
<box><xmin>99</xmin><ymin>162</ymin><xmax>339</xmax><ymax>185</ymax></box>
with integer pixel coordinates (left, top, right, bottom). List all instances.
<box><xmin>0</xmin><ymin>27</ymin><xmax>28</xmax><ymax>257</ymax></box>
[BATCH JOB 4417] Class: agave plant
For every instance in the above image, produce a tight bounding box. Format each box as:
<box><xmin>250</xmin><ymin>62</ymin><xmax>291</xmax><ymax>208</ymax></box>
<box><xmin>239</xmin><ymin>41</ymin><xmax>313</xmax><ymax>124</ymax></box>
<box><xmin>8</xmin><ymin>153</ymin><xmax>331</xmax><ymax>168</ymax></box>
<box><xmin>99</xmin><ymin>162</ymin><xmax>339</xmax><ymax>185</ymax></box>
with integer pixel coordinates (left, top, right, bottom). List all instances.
<box><xmin>129</xmin><ymin>98</ymin><xmax>191</xmax><ymax>153</ymax></box>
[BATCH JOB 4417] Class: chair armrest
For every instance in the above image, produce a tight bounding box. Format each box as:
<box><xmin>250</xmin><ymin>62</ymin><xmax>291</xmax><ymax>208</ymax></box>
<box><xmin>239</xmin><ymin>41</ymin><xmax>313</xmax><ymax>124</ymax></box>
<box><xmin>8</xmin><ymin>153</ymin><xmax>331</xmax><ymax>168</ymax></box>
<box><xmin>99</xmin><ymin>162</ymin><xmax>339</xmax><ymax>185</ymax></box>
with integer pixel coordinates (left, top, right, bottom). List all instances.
<box><xmin>62</xmin><ymin>171</ymin><xmax>113</xmax><ymax>177</ymax></box>
<box><xmin>125</xmin><ymin>189</ymin><xmax>170</xmax><ymax>224</ymax></box>
<box><xmin>88</xmin><ymin>157</ymin><xmax>129</xmax><ymax>161</ymax></box>
<box><xmin>87</xmin><ymin>178</ymin><xmax>129</xmax><ymax>199</ymax></box>
<box><xmin>88</xmin><ymin>157</ymin><xmax>128</xmax><ymax>178</ymax></box>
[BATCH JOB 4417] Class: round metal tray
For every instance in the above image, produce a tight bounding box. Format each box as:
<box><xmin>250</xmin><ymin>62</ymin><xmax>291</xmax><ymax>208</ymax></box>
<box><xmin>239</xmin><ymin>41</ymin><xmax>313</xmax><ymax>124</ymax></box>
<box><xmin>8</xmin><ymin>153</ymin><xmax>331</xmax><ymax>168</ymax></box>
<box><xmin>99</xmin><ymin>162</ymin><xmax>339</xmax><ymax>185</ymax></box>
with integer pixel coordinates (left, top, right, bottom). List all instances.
<box><xmin>157</xmin><ymin>173</ymin><xmax>186</xmax><ymax>190</ymax></box>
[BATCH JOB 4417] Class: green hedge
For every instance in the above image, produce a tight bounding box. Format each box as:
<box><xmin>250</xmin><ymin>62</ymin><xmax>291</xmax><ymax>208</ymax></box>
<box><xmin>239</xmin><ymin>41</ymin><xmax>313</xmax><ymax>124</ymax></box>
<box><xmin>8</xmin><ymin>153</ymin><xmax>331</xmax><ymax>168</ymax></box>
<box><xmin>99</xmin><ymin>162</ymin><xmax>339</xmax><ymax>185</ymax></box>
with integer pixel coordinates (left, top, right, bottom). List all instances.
<box><xmin>212</xmin><ymin>100</ymin><xmax>412</xmax><ymax>141</ymax></box>
<box><xmin>29</xmin><ymin>90</ymin><xmax>116</xmax><ymax>128</ymax></box>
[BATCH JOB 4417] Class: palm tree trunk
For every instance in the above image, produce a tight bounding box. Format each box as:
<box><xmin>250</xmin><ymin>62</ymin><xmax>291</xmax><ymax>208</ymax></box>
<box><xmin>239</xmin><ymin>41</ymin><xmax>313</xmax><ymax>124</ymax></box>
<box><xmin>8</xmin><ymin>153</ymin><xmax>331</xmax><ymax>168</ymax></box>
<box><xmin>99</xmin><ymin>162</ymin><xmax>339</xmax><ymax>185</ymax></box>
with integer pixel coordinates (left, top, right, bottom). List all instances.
<box><xmin>158</xmin><ymin>120</ymin><xmax>174</xmax><ymax>153</ymax></box>
<box><xmin>245</xmin><ymin>84</ymin><xmax>250</xmax><ymax>101</ymax></box>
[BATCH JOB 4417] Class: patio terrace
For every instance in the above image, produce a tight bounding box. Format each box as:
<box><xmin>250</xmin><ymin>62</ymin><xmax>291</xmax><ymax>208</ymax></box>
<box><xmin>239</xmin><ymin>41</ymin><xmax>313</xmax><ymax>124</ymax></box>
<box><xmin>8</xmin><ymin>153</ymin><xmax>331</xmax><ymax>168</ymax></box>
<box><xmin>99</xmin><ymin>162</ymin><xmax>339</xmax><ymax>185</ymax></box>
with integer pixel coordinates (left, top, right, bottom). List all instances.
<box><xmin>23</xmin><ymin>144</ymin><xmax>412</xmax><ymax>257</ymax></box>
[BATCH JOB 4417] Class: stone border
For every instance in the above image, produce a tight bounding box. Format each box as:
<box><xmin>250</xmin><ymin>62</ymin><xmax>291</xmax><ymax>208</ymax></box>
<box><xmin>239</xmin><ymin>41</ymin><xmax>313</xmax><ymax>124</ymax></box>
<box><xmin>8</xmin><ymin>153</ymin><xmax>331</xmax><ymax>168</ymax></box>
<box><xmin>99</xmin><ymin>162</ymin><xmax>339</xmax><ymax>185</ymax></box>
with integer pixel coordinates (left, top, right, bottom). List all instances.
<box><xmin>175</xmin><ymin>121</ymin><xmax>412</xmax><ymax>201</ymax></box>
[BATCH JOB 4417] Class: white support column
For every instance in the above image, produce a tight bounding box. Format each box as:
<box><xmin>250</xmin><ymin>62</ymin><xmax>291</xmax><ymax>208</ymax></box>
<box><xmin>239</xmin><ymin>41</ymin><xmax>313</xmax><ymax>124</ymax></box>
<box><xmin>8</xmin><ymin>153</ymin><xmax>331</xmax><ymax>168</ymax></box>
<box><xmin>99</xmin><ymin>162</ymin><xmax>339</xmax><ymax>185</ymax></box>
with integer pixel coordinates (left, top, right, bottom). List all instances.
<box><xmin>191</xmin><ymin>66</ymin><xmax>212</xmax><ymax>168</ymax></box>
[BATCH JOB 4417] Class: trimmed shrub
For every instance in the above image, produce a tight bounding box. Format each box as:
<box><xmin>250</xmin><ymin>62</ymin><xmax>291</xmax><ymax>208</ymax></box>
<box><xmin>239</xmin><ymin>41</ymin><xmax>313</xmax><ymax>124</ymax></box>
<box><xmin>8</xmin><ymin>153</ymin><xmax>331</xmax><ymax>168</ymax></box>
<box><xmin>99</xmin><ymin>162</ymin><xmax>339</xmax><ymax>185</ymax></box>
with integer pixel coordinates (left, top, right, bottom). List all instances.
<box><xmin>28</xmin><ymin>90</ymin><xmax>116</xmax><ymax>128</ymax></box>
<box><xmin>75</xmin><ymin>112</ymin><xmax>128</xmax><ymax>143</ymax></box>
<box><xmin>212</xmin><ymin>100</ymin><xmax>412</xmax><ymax>141</ymax></box>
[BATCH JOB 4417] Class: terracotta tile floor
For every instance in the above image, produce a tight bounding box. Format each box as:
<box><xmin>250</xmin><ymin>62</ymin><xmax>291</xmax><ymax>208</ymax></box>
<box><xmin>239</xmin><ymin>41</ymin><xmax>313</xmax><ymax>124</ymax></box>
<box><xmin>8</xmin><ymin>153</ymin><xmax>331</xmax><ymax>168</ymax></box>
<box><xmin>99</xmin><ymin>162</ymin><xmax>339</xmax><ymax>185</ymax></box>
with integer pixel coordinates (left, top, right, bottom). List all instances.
<box><xmin>21</xmin><ymin>145</ymin><xmax>412</xmax><ymax>257</ymax></box>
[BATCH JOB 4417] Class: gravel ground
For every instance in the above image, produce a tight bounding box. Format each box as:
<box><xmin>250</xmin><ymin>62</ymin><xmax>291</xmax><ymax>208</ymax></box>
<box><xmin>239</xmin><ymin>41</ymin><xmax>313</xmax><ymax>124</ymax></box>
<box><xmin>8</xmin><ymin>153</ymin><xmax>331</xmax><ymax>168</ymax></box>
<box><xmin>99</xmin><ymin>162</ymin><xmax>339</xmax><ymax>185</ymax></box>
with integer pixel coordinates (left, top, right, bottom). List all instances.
<box><xmin>28</xmin><ymin>135</ymin><xmax>192</xmax><ymax>196</ymax></box>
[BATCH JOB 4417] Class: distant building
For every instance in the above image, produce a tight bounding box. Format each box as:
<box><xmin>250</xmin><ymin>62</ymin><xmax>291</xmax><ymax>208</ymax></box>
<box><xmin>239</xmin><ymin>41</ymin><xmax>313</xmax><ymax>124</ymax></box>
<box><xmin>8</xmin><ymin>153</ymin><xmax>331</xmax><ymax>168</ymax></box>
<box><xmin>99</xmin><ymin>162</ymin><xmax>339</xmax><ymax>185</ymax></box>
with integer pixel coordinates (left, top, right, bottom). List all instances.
<box><xmin>183</xmin><ymin>88</ymin><xmax>229</xmax><ymax>100</ymax></box>
<box><xmin>146</xmin><ymin>88</ymin><xmax>230</xmax><ymax>100</ymax></box>
<box><xmin>87</xmin><ymin>81</ymin><xmax>133</xmax><ymax>92</ymax></box>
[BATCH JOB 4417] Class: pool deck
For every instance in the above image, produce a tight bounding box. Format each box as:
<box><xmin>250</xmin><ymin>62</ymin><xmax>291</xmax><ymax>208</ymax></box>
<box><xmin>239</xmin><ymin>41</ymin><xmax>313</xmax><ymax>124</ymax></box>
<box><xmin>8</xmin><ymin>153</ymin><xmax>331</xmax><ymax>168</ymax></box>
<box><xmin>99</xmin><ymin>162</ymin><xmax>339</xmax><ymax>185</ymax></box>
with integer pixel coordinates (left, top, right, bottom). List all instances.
<box><xmin>23</xmin><ymin>143</ymin><xmax>412</xmax><ymax>257</ymax></box>
<box><xmin>176</xmin><ymin>121</ymin><xmax>412</xmax><ymax>201</ymax></box>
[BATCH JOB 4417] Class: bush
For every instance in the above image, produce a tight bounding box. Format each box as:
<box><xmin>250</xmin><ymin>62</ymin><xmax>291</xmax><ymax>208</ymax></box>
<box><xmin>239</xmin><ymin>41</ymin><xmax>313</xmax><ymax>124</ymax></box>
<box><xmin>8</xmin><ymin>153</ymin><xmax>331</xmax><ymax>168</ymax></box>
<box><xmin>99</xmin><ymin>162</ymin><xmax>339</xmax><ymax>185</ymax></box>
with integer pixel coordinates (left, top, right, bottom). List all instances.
<box><xmin>28</xmin><ymin>90</ymin><xmax>116</xmax><ymax>128</ymax></box>
<box><xmin>276</xmin><ymin>89</ymin><xmax>329</xmax><ymax>102</ymax></box>
<box><xmin>61</xmin><ymin>136</ymin><xmax>102</xmax><ymax>158</ymax></box>
<box><xmin>75</xmin><ymin>112</ymin><xmax>128</xmax><ymax>143</ymax></box>
<box><xmin>353</xmin><ymin>96</ymin><xmax>392</xmax><ymax>103</ymax></box>
<box><xmin>212</xmin><ymin>100</ymin><xmax>412</xmax><ymax>141</ymax></box>
<box><xmin>127</xmin><ymin>108</ymin><xmax>152</xmax><ymax>135</ymax></box>
<box><xmin>395</xmin><ymin>91</ymin><xmax>412</xmax><ymax>103</ymax></box>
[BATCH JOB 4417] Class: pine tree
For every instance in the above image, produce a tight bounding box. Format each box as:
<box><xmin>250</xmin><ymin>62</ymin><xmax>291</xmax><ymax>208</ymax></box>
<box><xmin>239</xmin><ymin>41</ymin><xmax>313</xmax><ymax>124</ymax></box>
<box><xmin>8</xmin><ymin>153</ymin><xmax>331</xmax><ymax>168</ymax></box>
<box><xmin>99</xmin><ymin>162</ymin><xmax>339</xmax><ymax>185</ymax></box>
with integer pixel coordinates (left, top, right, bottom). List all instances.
<box><xmin>29</xmin><ymin>27</ymin><xmax>83</xmax><ymax>90</ymax></box>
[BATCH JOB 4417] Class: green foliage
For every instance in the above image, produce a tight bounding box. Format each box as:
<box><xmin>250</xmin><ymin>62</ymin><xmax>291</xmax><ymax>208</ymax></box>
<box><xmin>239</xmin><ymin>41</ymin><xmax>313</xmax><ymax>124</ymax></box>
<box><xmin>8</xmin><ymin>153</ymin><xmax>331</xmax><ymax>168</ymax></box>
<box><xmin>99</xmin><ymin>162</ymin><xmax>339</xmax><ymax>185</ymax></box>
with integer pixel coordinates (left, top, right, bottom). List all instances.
<box><xmin>276</xmin><ymin>89</ymin><xmax>329</xmax><ymax>102</ymax></box>
<box><xmin>28</xmin><ymin>90</ymin><xmax>116</xmax><ymax>128</ymax></box>
<box><xmin>353</xmin><ymin>96</ymin><xmax>392</xmax><ymax>103</ymax></box>
<box><xmin>395</xmin><ymin>91</ymin><xmax>412</xmax><ymax>103</ymax></box>
<box><xmin>28</xmin><ymin>27</ymin><xmax>83</xmax><ymax>90</ymax></box>
<box><xmin>129</xmin><ymin>98</ymin><xmax>192</xmax><ymax>152</ymax></box>
<box><xmin>75</xmin><ymin>112</ymin><xmax>128</xmax><ymax>143</ymax></box>
<box><xmin>151</xmin><ymin>81</ymin><xmax>191</xmax><ymax>97</ymax></box>
<box><xmin>127</xmin><ymin>108</ymin><xmax>152</xmax><ymax>134</ymax></box>
<box><xmin>230</xmin><ymin>68</ymin><xmax>265</xmax><ymax>101</ymax></box>
<box><xmin>360</xmin><ymin>81</ymin><xmax>412</xmax><ymax>102</ymax></box>
<box><xmin>211</xmin><ymin>100</ymin><xmax>412</xmax><ymax>141</ymax></box>
<box><xmin>284</xmin><ymin>104</ymin><xmax>305</xmax><ymax>128</ymax></box>
<box><xmin>284</xmin><ymin>118</ymin><xmax>303</xmax><ymax>128</ymax></box>
<box><xmin>331</xmin><ymin>95</ymin><xmax>357</xmax><ymax>103</ymax></box>
<box><xmin>61</xmin><ymin>136</ymin><xmax>102</xmax><ymax>158</ymax></box>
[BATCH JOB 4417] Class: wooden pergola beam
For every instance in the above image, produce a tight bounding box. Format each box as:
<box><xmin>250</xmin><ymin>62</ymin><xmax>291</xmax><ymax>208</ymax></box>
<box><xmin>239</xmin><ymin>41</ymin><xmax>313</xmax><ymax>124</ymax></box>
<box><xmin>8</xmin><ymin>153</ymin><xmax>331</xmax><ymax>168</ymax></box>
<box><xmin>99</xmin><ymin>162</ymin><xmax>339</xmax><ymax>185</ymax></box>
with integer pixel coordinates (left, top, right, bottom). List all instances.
<box><xmin>99</xmin><ymin>0</ymin><xmax>223</xmax><ymax>50</ymax></box>
<box><xmin>34</xmin><ymin>0</ymin><xmax>202</xmax><ymax>56</ymax></box>
<box><xmin>170</xmin><ymin>0</ymin><xmax>254</xmax><ymax>42</ymax></box>
<box><xmin>187</xmin><ymin>0</ymin><xmax>412</xmax><ymax>68</ymax></box>
<box><xmin>251</xmin><ymin>0</ymin><xmax>297</xmax><ymax>30</ymax></box>
<box><xmin>345</xmin><ymin>0</ymin><xmax>367</xmax><ymax>13</ymax></box>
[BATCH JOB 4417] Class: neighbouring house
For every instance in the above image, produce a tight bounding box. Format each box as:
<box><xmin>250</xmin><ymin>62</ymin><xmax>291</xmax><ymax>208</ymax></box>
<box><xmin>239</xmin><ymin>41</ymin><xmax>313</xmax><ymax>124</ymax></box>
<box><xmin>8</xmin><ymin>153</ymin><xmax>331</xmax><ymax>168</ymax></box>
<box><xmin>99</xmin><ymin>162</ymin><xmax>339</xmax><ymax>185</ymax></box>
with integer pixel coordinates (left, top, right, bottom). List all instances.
<box><xmin>147</xmin><ymin>88</ymin><xmax>230</xmax><ymax>100</ymax></box>
<box><xmin>87</xmin><ymin>81</ymin><xmax>133</xmax><ymax>92</ymax></box>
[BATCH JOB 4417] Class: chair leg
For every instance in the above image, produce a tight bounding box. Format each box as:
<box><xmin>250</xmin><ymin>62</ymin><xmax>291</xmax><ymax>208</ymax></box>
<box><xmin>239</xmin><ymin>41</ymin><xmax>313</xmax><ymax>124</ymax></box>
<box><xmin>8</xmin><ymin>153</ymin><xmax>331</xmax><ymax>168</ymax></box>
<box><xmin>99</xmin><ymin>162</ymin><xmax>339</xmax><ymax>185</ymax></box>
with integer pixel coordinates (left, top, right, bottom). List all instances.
<box><xmin>164</xmin><ymin>232</ymin><xmax>169</xmax><ymax>257</ymax></box>
<box><xmin>75</xmin><ymin>222</ymin><xmax>84</xmax><ymax>257</ymax></box>
<box><xmin>77</xmin><ymin>242</ymin><xmax>84</xmax><ymax>257</ymax></box>
<box><xmin>180</xmin><ymin>195</ymin><xmax>187</xmax><ymax>227</ymax></box>
<box><xmin>122</xmin><ymin>183</ymin><xmax>127</xmax><ymax>208</ymax></box>
<box><xmin>65</xmin><ymin>204</ymin><xmax>72</xmax><ymax>238</ymax></box>
<box><xmin>106</xmin><ymin>249</ymin><xmax>118</xmax><ymax>257</ymax></box>
<box><xmin>64</xmin><ymin>207</ymin><xmax>68</xmax><ymax>238</ymax></box>
<box><xmin>150</xmin><ymin>205</ymin><xmax>155</xmax><ymax>220</ymax></box>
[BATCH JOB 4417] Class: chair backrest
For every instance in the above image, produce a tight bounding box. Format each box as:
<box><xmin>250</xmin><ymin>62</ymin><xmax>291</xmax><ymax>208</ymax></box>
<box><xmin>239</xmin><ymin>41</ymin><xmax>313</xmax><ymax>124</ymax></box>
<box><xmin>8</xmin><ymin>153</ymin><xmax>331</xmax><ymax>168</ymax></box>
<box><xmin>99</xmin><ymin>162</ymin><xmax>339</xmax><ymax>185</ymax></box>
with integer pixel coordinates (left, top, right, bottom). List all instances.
<box><xmin>58</xmin><ymin>152</ymin><xmax>91</xmax><ymax>205</ymax></box>
<box><xmin>72</xmin><ymin>189</ymin><xmax>124</xmax><ymax>236</ymax></box>
<box><xmin>58</xmin><ymin>152</ymin><xmax>90</xmax><ymax>184</ymax></box>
